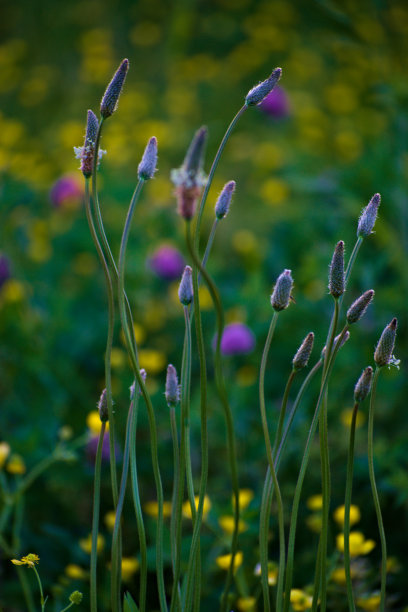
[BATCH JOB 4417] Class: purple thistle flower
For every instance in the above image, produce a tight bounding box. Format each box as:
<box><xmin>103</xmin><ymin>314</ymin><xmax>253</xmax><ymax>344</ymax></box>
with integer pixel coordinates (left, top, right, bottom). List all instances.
<box><xmin>138</xmin><ymin>136</ymin><xmax>158</xmax><ymax>180</ymax></box>
<box><xmin>218</xmin><ymin>323</ymin><xmax>256</xmax><ymax>356</ymax></box>
<box><xmin>245</xmin><ymin>67</ymin><xmax>282</xmax><ymax>106</ymax></box>
<box><xmin>0</xmin><ymin>255</ymin><xmax>11</xmax><ymax>289</ymax></box>
<box><xmin>49</xmin><ymin>174</ymin><xmax>83</xmax><ymax>207</ymax></box>
<box><xmin>215</xmin><ymin>180</ymin><xmax>236</xmax><ymax>220</ymax></box>
<box><xmin>100</xmin><ymin>58</ymin><xmax>129</xmax><ymax>118</ymax></box>
<box><xmin>259</xmin><ymin>85</ymin><xmax>290</xmax><ymax>119</ymax></box>
<box><xmin>148</xmin><ymin>245</ymin><xmax>185</xmax><ymax>280</ymax></box>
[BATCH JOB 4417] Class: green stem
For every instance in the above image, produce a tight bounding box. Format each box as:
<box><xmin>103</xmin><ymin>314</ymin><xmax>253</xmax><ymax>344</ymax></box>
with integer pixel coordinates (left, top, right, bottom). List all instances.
<box><xmin>343</xmin><ymin>402</ymin><xmax>359</xmax><ymax>612</ymax></box>
<box><xmin>90</xmin><ymin>422</ymin><xmax>106</xmax><ymax>612</ymax></box>
<box><xmin>368</xmin><ymin>367</ymin><xmax>387</xmax><ymax>612</ymax></box>
<box><xmin>282</xmin><ymin>326</ymin><xmax>349</xmax><ymax>612</ymax></box>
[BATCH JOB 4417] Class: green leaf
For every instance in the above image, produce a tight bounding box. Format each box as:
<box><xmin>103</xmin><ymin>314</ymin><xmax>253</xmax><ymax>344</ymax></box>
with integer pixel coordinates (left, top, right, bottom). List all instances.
<box><xmin>123</xmin><ymin>592</ymin><xmax>139</xmax><ymax>612</ymax></box>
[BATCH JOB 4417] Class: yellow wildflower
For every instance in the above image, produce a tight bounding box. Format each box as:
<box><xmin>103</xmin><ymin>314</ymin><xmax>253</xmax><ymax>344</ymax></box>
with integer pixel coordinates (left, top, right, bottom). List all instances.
<box><xmin>237</xmin><ymin>596</ymin><xmax>256</xmax><ymax>611</ymax></box>
<box><xmin>0</xmin><ymin>441</ymin><xmax>11</xmax><ymax>468</ymax></box>
<box><xmin>86</xmin><ymin>411</ymin><xmax>109</xmax><ymax>436</ymax></box>
<box><xmin>6</xmin><ymin>454</ymin><xmax>26</xmax><ymax>475</ymax></box>
<box><xmin>65</xmin><ymin>564</ymin><xmax>88</xmax><ymax>580</ymax></box>
<box><xmin>290</xmin><ymin>588</ymin><xmax>313</xmax><ymax>610</ymax></box>
<box><xmin>333</xmin><ymin>504</ymin><xmax>361</xmax><ymax>527</ymax></box>
<box><xmin>218</xmin><ymin>515</ymin><xmax>248</xmax><ymax>534</ymax></box>
<box><xmin>121</xmin><ymin>557</ymin><xmax>139</xmax><ymax>581</ymax></box>
<box><xmin>79</xmin><ymin>534</ymin><xmax>105</xmax><ymax>555</ymax></box>
<box><xmin>336</xmin><ymin>531</ymin><xmax>376</xmax><ymax>557</ymax></box>
<box><xmin>356</xmin><ymin>594</ymin><xmax>381</xmax><ymax>611</ymax></box>
<box><xmin>306</xmin><ymin>494</ymin><xmax>322</xmax><ymax>511</ymax></box>
<box><xmin>182</xmin><ymin>495</ymin><xmax>211</xmax><ymax>520</ymax></box>
<box><xmin>144</xmin><ymin>501</ymin><xmax>172</xmax><ymax>518</ymax></box>
<box><xmin>215</xmin><ymin>551</ymin><xmax>243</xmax><ymax>572</ymax></box>
<box><xmin>11</xmin><ymin>553</ymin><xmax>39</xmax><ymax>568</ymax></box>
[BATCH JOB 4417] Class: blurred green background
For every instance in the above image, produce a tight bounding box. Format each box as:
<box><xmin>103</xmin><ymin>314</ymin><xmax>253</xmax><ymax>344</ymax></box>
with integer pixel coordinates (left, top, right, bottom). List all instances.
<box><xmin>0</xmin><ymin>0</ymin><xmax>407</xmax><ymax>609</ymax></box>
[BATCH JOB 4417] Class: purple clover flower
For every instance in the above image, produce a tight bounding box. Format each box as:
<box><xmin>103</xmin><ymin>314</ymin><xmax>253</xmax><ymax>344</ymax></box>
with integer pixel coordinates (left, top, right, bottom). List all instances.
<box><xmin>148</xmin><ymin>245</ymin><xmax>185</xmax><ymax>280</ymax></box>
<box><xmin>49</xmin><ymin>174</ymin><xmax>83</xmax><ymax>208</ymax></box>
<box><xmin>218</xmin><ymin>323</ymin><xmax>256</xmax><ymax>356</ymax></box>
<box><xmin>259</xmin><ymin>86</ymin><xmax>290</xmax><ymax>119</ymax></box>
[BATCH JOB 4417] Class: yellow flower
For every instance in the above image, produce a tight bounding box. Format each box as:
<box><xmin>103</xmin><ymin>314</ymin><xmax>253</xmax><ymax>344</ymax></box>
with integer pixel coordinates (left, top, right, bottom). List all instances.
<box><xmin>65</xmin><ymin>564</ymin><xmax>88</xmax><ymax>580</ymax></box>
<box><xmin>11</xmin><ymin>553</ymin><xmax>39</xmax><ymax>568</ymax></box>
<box><xmin>144</xmin><ymin>501</ymin><xmax>172</xmax><ymax>518</ymax></box>
<box><xmin>306</xmin><ymin>494</ymin><xmax>322</xmax><ymax>511</ymax></box>
<box><xmin>333</xmin><ymin>504</ymin><xmax>361</xmax><ymax>527</ymax></box>
<box><xmin>218</xmin><ymin>515</ymin><xmax>248</xmax><ymax>534</ymax></box>
<box><xmin>356</xmin><ymin>594</ymin><xmax>381</xmax><ymax>611</ymax></box>
<box><xmin>237</xmin><ymin>596</ymin><xmax>256</xmax><ymax>611</ymax></box>
<box><xmin>290</xmin><ymin>589</ymin><xmax>313</xmax><ymax>610</ymax></box>
<box><xmin>79</xmin><ymin>534</ymin><xmax>105</xmax><ymax>555</ymax></box>
<box><xmin>182</xmin><ymin>495</ymin><xmax>211</xmax><ymax>520</ymax></box>
<box><xmin>121</xmin><ymin>557</ymin><xmax>139</xmax><ymax>581</ymax></box>
<box><xmin>86</xmin><ymin>411</ymin><xmax>109</xmax><ymax>436</ymax></box>
<box><xmin>6</xmin><ymin>454</ymin><xmax>26</xmax><ymax>475</ymax></box>
<box><xmin>237</xmin><ymin>488</ymin><xmax>254</xmax><ymax>510</ymax></box>
<box><xmin>336</xmin><ymin>532</ymin><xmax>376</xmax><ymax>557</ymax></box>
<box><xmin>215</xmin><ymin>551</ymin><xmax>243</xmax><ymax>572</ymax></box>
<box><xmin>0</xmin><ymin>441</ymin><xmax>11</xmax><ymax>468</ymax></box>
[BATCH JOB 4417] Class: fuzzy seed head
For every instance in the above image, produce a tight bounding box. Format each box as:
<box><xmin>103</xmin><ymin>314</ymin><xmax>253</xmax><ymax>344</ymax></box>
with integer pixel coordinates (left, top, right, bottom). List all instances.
<box><xmin>245</xmin><ymin>67</ymin><xmax>282</xmax><ymax>106</ymax></box>
<box><xmin>165</xmin><ymin>364</ymin><xmax>180</xmax><ymax>408</ymax></box>
<box><xmin>98</xmin><ymin>389</ymin><xmax>108</xmax><ymax>422</ymax></box>
<box><xmin>138</xmin><ymin>136</ymin><xmax>158</xmax><ymax>180</ymax></box>
<box><xmin>293</xmin><ymin>332</ymin><xmax>314</xmax><ymax>371</ymax></box>
<box><xmin>178</xmin><ymin>265</ymin><xmax>193</xmax><ymax>306</ymax></box>
<box><xmin>329</xmin><ymin>241</ymin><xmax>345</xmax><ymax>298</ymax></box>
<box><xmin>215</xmin><ymin>180</ymin><xmax>236</xmax><ymax>219</ymax></box>
<box><xmin>354</xmin><ymin>366</ymin><xmax>373</xmax><ymax>403</ymax></box>
<box><xmin>357</xmin><ymin>193</ymin><xmax>381</xmax><ymax>237</ymax></box>
<box><xmin>374</xmin><ymin>318</ymin><xmax>398</xmax><ymax>367</ymax></box>
<box><xmin>271</xmin><ymin>269</ymin><xmax>293</xmax><ymax>311</ymax></box>
<box><xmin>100</xmin><ymin>59</ymin><xmax>129</xmax><ymax>118</ymax></box>
<box><xmin>346</xmin><ymin>289</ymin><xmax>375</xmax><ymax>325</ymax></box>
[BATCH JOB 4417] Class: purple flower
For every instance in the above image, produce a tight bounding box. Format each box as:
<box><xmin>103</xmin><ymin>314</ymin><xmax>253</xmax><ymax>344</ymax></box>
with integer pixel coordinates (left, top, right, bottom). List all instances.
<box><xmin>259</xmin><ymin>86</ymin><xmax>290</xmax><ymax>119</ymax></box>
<box><xmin>218</xmin><ymin>323</ymin><xmax>256</xmax><ymax>356</ymax></box>
<box><xmin>86</xmin><ymin>432</ymin><xmax>120</xmax><ymax>464</ymax></box>
<box><xmin>0</xmin><ymin>255</ymin><xmax>11</xmax><ymax>289</ymax></box>
<box><xmin>49</xmin><ymin>174</ymin><xmax>83</xmax><ymax>208</ymax></box>
<box><xmin>148</xmin><ymin>245</ymin><xmax>185</xmax><ymax>280</ymax></box>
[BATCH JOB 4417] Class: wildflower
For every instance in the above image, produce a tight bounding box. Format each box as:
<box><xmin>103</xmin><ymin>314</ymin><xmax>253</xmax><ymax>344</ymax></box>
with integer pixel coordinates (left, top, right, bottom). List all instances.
<box><xmin>0</xmin><ymin>442</ymin><xmax>11</xmax><ymax>469</ymax></box>
<box><xmin>148</xmin><ymin>245</ymin><xmax>185</xmax><ymax>280</ymax></box>
<box><xmin>144</xmin><ymin>500</ymin><xmax>173</xmax><ymax>518</ymax></box>
<box><xmin>171</xmin><ymin>126</ymin><xmax>208</xmax><ymax>220</ymax></box>
<box><xmin>138</xmin><ymin>136</ymin><xmax>158</xmax><ymax>180</ymax></box>
<box><xmin>65</xmin><ymin>564</ymin><xmax>88</xmax><ymax>580</ymax></box>
<box><xmin>215</xmin><ymin>180</ymin><xmax>236</xmax><ymax>219</ymax></box>
<box><xmin>215</xmin><ymin>551</ymin><xmax>243</xmax><ymax>572</ymax></box>
<box><xmin>182</xmin><ymin>495</ymin><xmax>211</xmax><ymax>520</ymax></box>
<box><xmin>336</xmin><ymin>531</ymin><xmax>376</xmax><ymax>557</ymax></box>
<box><xmin>100</xmin><ymin>58</ymin><xmax>129</xmax><ymax>118</ymax></box>
<box><xmin>328</xmin><ymin>240</ymin><xmax>345</xmax><ymax>298</ymax></box>
<box><xmin>11</xmin><ymin>553</ymin><xmax>40</xmax><ymax>568</ymax></box>
<box><xmin>218</xmin><ymin>515</ymin><xmax>248</xmax><ymax>534</ymax></box>
<box><xmin>354</xmin><ymin>367</ymin><xmax>373</xmax><ymax>403</ymax></box>
<box><xmin>245</xmin><ymin>67</ymin><xmax>282</xmax><ymax>106</ymax></box>
<box><xmin>69</xmin><ymin>591</ymin><xmax>83</xmax><ymax>605</ymax></box>
<box><xmin>218</xmin><ymin>323</ymin><xmax>256</xmax><ymax>356</ymax></box>
<box><xmin>121</xmin><ymin>557</ymin><xmax>139</xmax><ymax>581</ymax></box>
<box><xmin>0</xmin><ymin>255</ymin><xmax>11</xmax><ymax>288</ymax></box>
<box><xmin>357</xmin><ymin>193</ymin><xmax>381</xmax><ymax>237</ymax></box>
<box><xmin>259</xmin><ymin>85</ymin><xmax>291</xmax><ymax>118</ymax></box>
<box><xmin>49</xmin><ymin>174</ymin><xmax>84</xmax><ymax>208</ymax></box>
<box><xmin>237</xmin><ymin>597</ymin><xmax>256</xmax><ymax>611</ymax></box>
<box><xmin>271</xmin><ymin>269</ymin><xmax>293</xmax><ymax>311</ymax></box>
<box><xmin>178</xmin><ymin>265</ymin><xmax>193</xmax><ymax>306</ymax></box>
<box><xmin>79</xmin><ymin>534</ymin><xmax>105</xmax><ymax>555</ymax></box>
<box><xmin>165</xmin><ymin>364</ymin><xmax>180</xmax><ymax>408</ymax></box>
<box><xmin>347</xmin><ymin>290</ymin><xmax>374</xmax><ymax>325</ymax></box>
<box><xmin>292</xmin><ymin>332</ymin><xmax>314</xmax><ymax>371</ymax></box>
<box><xmin>374</xmin><ymin>318</ymin><xmax>398</xmax><ymax>368</ymax></box>
<box><xmin>6</xmin><ymin>454</ymin><xmax>26</xmax><ymax>475</ymax></box>
<box><xmin>290</xmin><ymin>589</ymin><xmax>313</xmax><ymax>610</ymax></box>
<box><xmin>333</xmin><ymin>504</ymin><xmax>361</xmax><ymax>527</ymax></box>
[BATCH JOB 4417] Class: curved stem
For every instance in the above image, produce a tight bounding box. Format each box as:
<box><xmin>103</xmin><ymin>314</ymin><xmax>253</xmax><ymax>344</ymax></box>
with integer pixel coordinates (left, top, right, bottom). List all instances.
<box><xmin>90</xmin><ymin>422</ymin><xmax>106</xmax><ymax>612</ymax></box>
<box><xmin>368</xmin><ymin>367</ymin><xmax>387</xmax><ymax>612</ymax></box>
<box><xmin>343</xmin><ymin>402</ymin><xmax>359</xmax><ymax>612</ymax></box>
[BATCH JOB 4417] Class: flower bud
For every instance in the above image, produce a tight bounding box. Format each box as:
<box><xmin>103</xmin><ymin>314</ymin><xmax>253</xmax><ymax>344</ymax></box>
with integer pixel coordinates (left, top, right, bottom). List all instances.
<box><xmin>98</xmin><ymin>389</ymin><xmax>108</xmax><ymax>422</ymax></box>
<box><xmin>178</xmin><ymin>265</ymin><xmax>193</xmax><ymax>306</ymax></box>
<box><xmin>346</xmin><ymin>289</ymin><xmax>374</xmax><ymax>325</ymax></box>
<box><xmin>245</xmin><ymin>67</ymin><xmax>282</xmax><ymax>106</ymax></box>
<box><xmin>374</xmin><ymin>318</ymin><xmax>398</xmax><ymax>368</ymax></box>
<box><xmin>271</xmin><ymin>269</ymin><xmax>293</xmax><ymax>311</ymax></box>
<box><xmin>215</xmin><ymin>180</ymin><xmax>236</xmax><ymax>219</ymax></box>
<box><xmin>100</xmin><ymin>59</ymin><xmax>129</xmax><ymax>118</ymax></box>
<box><xmin>138</xmin><ymin>136</ymin><xmax>158</xmax><ymax>180</ymax></box>
<box><xmin>357</xmin><ymin>193</ymin><xmax>380</xmax><ymax>238</ymax></box>
<box><xmin>329</xmin><ymin>241</ymin><xmax>345</xmax><ymax>298</ymax></box>
<box><xmin>165</xmin><ymin>364</ymin><xmax>180</xmax><ymax>408</ymax></box>
<box><xmin>293</xmin><ymin>332</ymin><xmax>314</xmax><ymax>371</ymax></box>
<box><xmin>354</xmin><ymin>366</ymin><xmax>373</xmax><ymax>402</ymax></box>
